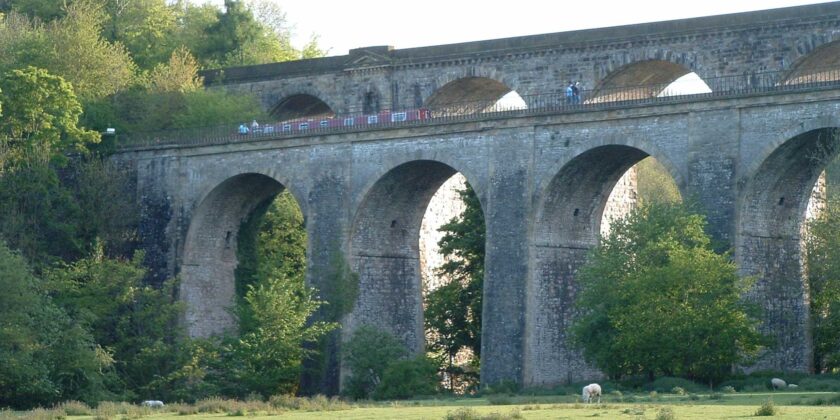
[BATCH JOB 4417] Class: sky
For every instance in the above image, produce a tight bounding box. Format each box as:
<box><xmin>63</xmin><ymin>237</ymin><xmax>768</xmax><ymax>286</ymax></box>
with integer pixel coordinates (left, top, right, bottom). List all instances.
<box><xmin>196</xmin><ymin>0</ymin><xmax>837</xmax><ymax>57</ymax></box>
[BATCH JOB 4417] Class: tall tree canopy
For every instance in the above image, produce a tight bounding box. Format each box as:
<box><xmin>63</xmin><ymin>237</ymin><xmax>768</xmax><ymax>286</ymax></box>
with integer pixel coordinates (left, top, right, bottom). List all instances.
<box><xmin>572</xmin><ymin>202</ymin><xmax>765</xmax><ymax>384</ymax></box>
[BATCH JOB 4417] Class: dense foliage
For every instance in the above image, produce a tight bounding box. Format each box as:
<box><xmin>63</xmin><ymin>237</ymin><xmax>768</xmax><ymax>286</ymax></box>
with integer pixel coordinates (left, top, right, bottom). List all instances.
<box><xmin>342</xmin><ymin>326</ymin><xmax>439</xmax><ymax>400</ymax></box>
<box><xmin>424</xmin><ymin>183</ymin><xmax>485</xmax><ymax>392</ymax></box>
<box><xmin>804</xmin><ymin>197</ymin><xmax>840</xmax><ymax>373</ymax></box>
<box><xmin>0</xmin><ymin>0</ymin><xmax>330</xmax><ymax>409</ymax></box>
<box><xmin>571</xmin><ymin>202</ymin><xmax>766</xmax><ymax>384</ymax></box>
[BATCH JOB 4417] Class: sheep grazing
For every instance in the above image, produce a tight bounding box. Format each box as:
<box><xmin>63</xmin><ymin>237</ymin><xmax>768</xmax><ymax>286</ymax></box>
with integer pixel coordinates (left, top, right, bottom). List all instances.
<box><xmin>141</xmin><ymin>400</ymin><xmax>165</xmax><ymax>408</ymax></box>
<box><xmin>788</xmin><ymin>383</ymin><xmax>799</xmax><ymax>389</ymax></box>
<box><xmin>770</xmin><ymin>378</ymin><xmax>786</xmax><ymax>390</ymax></box>
<box><xmin>582</xmin><ymin>383</ymin><xmax>602</xmax><ymax>404</ymax></box>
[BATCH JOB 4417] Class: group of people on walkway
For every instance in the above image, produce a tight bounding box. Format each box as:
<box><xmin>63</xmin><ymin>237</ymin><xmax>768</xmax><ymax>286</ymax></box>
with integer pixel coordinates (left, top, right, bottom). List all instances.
<box><xmin>566</xmin><ymin>81</ymin><xmax>583</xmax><ymax>104</ymax></box>
<box><xmin>238</xmin><ymin>119</ymin><xmax>260</xmax><ymax>135</ymax></box>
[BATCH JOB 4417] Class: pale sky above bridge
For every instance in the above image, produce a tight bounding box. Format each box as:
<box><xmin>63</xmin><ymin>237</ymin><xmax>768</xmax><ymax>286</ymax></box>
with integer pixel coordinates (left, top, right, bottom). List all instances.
<box><xmin>196</xmin><ymin>0</ymin><xmax>835</xmax><ymax>56</ymax></box>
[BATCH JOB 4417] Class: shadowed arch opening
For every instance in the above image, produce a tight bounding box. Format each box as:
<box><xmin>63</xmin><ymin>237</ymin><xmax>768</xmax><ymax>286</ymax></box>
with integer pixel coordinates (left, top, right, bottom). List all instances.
<box><xmin>349</xmin><ymin>161</ymin><xmax>485</xmax><ymax>369</ymax></box>
<box><xmin>181</xmin><ymin>173</ymin><xmax>296</xmax><ymax>338</ymax></box>
<box><xmin>527</xmin><ymin>145</ymin><xmax>683</xmax><ymax>386</ymax></box>
<box><xmin>738</xmin><ymin>128</ymin><xmax>840</xmax><ymax>372</ymax></box>
<box><xmin>588</xmin><ymin>60</ymin><xmax>710</xmax><ymax>103</ymax></box>
<box><xmin>271</xmin><ymin>93</ymin><xmax>335</xmax><ymax>121</ymax></box>
<box><xmin>784</xmin><ymin>41</ymin><xmax>840</xmax><ymax>85</ymax></box>
<box><xmin>425</xmin><ymin>77</ymin><xmax>526</xmax><ymax>116</ymax></box>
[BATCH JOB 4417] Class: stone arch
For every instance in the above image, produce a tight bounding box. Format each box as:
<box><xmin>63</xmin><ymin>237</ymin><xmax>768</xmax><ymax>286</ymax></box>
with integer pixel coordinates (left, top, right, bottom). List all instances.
<box><xmin>526</xmin><ymin>144</ymin><xmax>683</xmax><ymax>386</ymax></box>
<box><xmin>737</xmin><ymin>125</ymin><xmax>840</xmax><ymax>372</ymax></box>
<box><xmin>180</xmin><ymin>172</ymin><xmax>306</xmax><ymax>338</ymax></box>
<box><xmin>589</xmin><ymin>59</ymin><xmax>706</xmax><ymax>103</ymax></box>
<box><xmin>425</xmin><ymin>74</ymin><xmax>525</xmax><ymax>116</ymax></box>
<box><xmin>270</xmin><ymin>92</ymin><xmax>335</xmax><ymax>121</ymax></box>
<box><xmin>783</xmin><ymin>37</ymin><xmax>840</xmax><ymax>85</ymax></box>
<box><xmin>348</xmin><ymin>160</ymin><xmax>485</xmax><ymax>356</ymax></box>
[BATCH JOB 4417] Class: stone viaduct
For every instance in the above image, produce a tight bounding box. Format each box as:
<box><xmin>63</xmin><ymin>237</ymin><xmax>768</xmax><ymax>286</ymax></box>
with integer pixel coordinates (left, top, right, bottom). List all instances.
<box><xmin>116</xmin><ymin>2</ymin><xmax>840</xmax><ymax>393</ymax></box>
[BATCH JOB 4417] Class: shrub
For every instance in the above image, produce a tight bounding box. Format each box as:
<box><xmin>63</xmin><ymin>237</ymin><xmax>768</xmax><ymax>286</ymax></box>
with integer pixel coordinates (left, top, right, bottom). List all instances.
<box><xmin>688</xmin><ymin>394</ymin><xmax>700</xmax><ymax>401</ymax></box>
<box><xmin>486</xmin><ymin>394</ymin><xmax>514</xmax><ymax>405</ymax></box>
<box><xmin>798</xmin><ymin>377</ymin><xmax>840</xmax><ymax>392</ymax></box>
<box><xmin>650</xmin><ymin>377</ymin><xmax>704</xmax><ymax>393</ymax></box>
<box><xmin>655</xmin><ymin>407</ymin><xmax>676</xmax><ymax>420</ymax></box>
<box><xmin>372</xmin><ymin>356</ymin><xmax>440</xmax><ymax>400</ymax></box>
<box><xmin>58</xmin><ymin>400</ymin><xmax>91</xmax><ymax>416</ymax></box>
<box><xmin>196</xmin><ymin>397</ymin><xmax>235</xmax><ymax>413</ymax></box>
<box><xmin>445</xmin><ymin>408</ymin><xmax>481</xmax><ymax>420</ymax></box>
<box><xmin>671</xmin><ymin>386</ymin><xmax>686</xmax><ymax>395</ymax></box>
<box><xmin>268</xmin><ymin>394</ymin><xmax>349</xmax><ymax>411</ymax></box>
<box><xmin>342</xmin><ymin>326</ymin><xmax>408</xmax><ymax>400</ymax></box>
<box><xmin>755</xmin><ymin>400</ymin><xmax>778</xmax><ymax>416</ymax></box>
<box><xmin>721</xmin><ymin>385</ymin><xmax>736</xmax><ymax>393</ymax></box>
<box><xmin>649</xmin><ymin>391</ymin><xmax>659</xmax><ymax>400</ymax></box>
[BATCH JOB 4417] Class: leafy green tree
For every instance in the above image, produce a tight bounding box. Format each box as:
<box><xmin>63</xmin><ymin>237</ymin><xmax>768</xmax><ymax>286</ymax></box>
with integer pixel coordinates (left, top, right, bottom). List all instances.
<box><xmin>0</xmin><ymin>67</ymin><xmax>102</xmax><ymax>266</ymax></box>
<box><xmin>236</xmin><ymin>190</ymin><xmax>308</xmax><ymax>331</ymax></box>
<box><xmin>45</xmin><ymin>245</ymin><xmax>185</xmax><ymax>399</ymax></box>
<box><xmin>372</xmin><ymin>356</ymin><xmax>440</xmax><ymax>400</ymax></box>
<box><xmin>0</xmin><ymin>66</ymin><xmax>99</xmax><ymax>166</ymax></box>
<box><xmin>804</xmin><ymin>197</ymin><xmax>840</xmax><ymax>373</ymax></box>
<box><xmin>0</xmin><ymin>241</ymin><xmax>112</xmax><ymax>409</ymax></box>
<box><xmin>571</xmin><ymin>202</ymin><xmax>765</xmax><ymax>384</ymax></box>
<box><xmin>202</xmin><ymin>0</ymin><xmax>261</xmax><ymax>66</ymax></box>
<box><xmin>636</xmin><ymin>157</ymin><xmax>682</xmax><ymax>205</ymax></box>
<box><xmin>424</xmin><ymin>183</ymin><xmax>484</xmax><ymax>390</ymax></box>
<box><xmin>342</xmin><ymin>326</ymin><xmax>409</xmax><ymax>400</ymax></box>
<box><xmin>231</xmin><ymin>272</ymin><xmax>336</xmax><ymax>397</ymax></box>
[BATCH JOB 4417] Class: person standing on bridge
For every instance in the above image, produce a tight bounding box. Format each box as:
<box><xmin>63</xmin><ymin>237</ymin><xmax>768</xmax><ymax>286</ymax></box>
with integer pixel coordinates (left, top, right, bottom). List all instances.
<box><xmin>238</xmin><ymin>123</ymin><xmax>249</xmax><ymax>135</ymax></box>
<box><xmin>573</xmin><ymin>81</ymin><xmax>582</xmax><ymax>104</ymax></box>
<box><xmin>251</xmin><ymin>119</ymin><xmax>260</xmax><ymax>134</ymax></box>
<box><xmin>566</xmin><ymin>81</ymin><xmax>575</xmax><ymax>104</ymax></box>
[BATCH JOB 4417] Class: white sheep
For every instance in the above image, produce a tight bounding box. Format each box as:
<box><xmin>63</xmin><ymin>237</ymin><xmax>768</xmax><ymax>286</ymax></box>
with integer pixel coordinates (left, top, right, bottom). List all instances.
<box><xmin>788</xmin><ymin>383</ymin><xmax>798</xmax><ymax>389</ymax></box>
<box><xmin>770</xmin><ymin>378</ymin><xmax>786</xmax><ymax>390</ymax></box>
<box><xmin>582</xmin><ymin>383</ymin><xmax>602</xmax><ymax>404</ymax></box>
<box><xmin>141</xmin><ymin>400</ymin><xmax>165</xmax><ymax>408</ymax></box>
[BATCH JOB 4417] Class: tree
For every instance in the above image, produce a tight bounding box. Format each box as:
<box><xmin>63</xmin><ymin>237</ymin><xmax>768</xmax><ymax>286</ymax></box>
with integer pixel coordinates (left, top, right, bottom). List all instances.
<box><xmin>231</xmin><ymin>272</ymin><xmax>336</xmax><ymax>397</ymax></box>
<box><xmin>0</xmin><ymin>66</ymin><xmax>99</xmax><ymax>166</ymax></box>
<box><xmin>341</xmin><ymin>326</ymin><xmax>409</xmax><ymax>400</ymax></box>
<box><xmin>571</xmin><ymin>202</ymin><xmax>765</xmax><ymax>384</ymax></box>
<box><xmin>804</xmin><ymin>197</ymin><xmax>840</xmax><ymax>373</ymax></box>
<box><xmin>0</xmin><ymin>67</ymin><xmax>100</xmax><ymax>267</ymax></box>
<box><xmin>424</xmin><ymin>183</ymin><xmax>484</xmax><ymax>390</ymax></box>
<box><xmin>0</xmin><ymin>241</ymin><xmax>112</xmax><ymax>409</ymax></box>
<box><xmin>45</xmin><ymin>244</ymin><xmax>185</xmax><ymax>399</ymax></box>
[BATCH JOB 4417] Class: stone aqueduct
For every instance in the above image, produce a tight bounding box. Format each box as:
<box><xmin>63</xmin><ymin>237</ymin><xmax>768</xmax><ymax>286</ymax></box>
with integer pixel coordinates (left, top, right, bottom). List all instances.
<box><xmin>117</xmin><ymin>2</ymin><xmax>840</xmax><ymax>392</ymax></box>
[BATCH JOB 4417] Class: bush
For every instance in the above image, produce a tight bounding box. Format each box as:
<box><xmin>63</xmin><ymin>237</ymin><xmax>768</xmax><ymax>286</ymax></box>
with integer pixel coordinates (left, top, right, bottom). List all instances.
<box><xmin>671</xmin><ymin>386</ymin><xmax>686</xmax><ymax>395</ymax></box>
<box><xmin>342</xmin><ymin>326</ymin><xmax>408</xmax><ymax>400</ymax></box>
<box><xmin>58</xmin><ymin>400</ymin><xmax>91</xmax><ymax>416</ymax></box>
<box><xmin>486</xmin><ymin>394</ymin><xmax>514</xmax><ymax>405</ymax></box>
<box><xmin>755</xmin><ymin>399</ymin><xmax>778</xmax><ymax>416</ymax></box>
<box><xmin>373</xmin><ymin>356</ymin><xmax>440</xmax><ymax>400</ymax></box>
<box><xmin>650</xmin><ymin>377</ymin><xmax>704</xmax><ymax>394</ymax></box>
<box><xmin>268</xmin><ymin>394</ymin><xmax>349</xmax><ymax>411</ymax></box>
<box><xmin>798</xmin><ymin>377</ymin><xmax>840</xmax><ymax>392</ymax></box>
<box><xmin>655</xmin><ymin>407</ymin><xmax>676</xmax><ymax>420</ymax></box>
<box><xmin>721</xmin><ymin>385</ymin><xmax>736</xmax><ymax>393</ymax></box>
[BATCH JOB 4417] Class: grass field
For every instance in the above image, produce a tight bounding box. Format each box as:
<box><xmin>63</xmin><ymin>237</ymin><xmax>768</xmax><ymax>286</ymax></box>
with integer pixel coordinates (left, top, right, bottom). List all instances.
<box><xmin>4</xmin><ymin>392</ymin><xmax>840</xmax><ymax>420</ymax></box>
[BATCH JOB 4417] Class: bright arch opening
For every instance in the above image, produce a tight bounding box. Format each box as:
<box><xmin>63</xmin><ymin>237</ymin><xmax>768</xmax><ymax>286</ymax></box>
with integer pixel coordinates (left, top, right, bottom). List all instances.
<box><xmin>784</xmin><ymin>41</ymin><xmax>840</xmax><ymax>85</ymax></box>
<box><xmin>589</xmin><ymin>60</ymin><xmax>711</xmax><ymax>103</ymax></box>
<box><xmin>425</xmin><ymin>77</ymin><xmax>526</xmax><ymax>116</ymax></box>
<box><xmin>350</xmin><ymin>162</ymin><xmax>486</xmax><ymax>391</ymax></box>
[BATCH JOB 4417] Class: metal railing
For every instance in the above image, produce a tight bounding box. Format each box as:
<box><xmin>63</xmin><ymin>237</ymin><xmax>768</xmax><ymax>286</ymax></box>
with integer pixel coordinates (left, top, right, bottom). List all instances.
<box><xmin>117</xmin><ymin>67</ymin><xmax>840</xmax><ymax>150</ymax></box>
